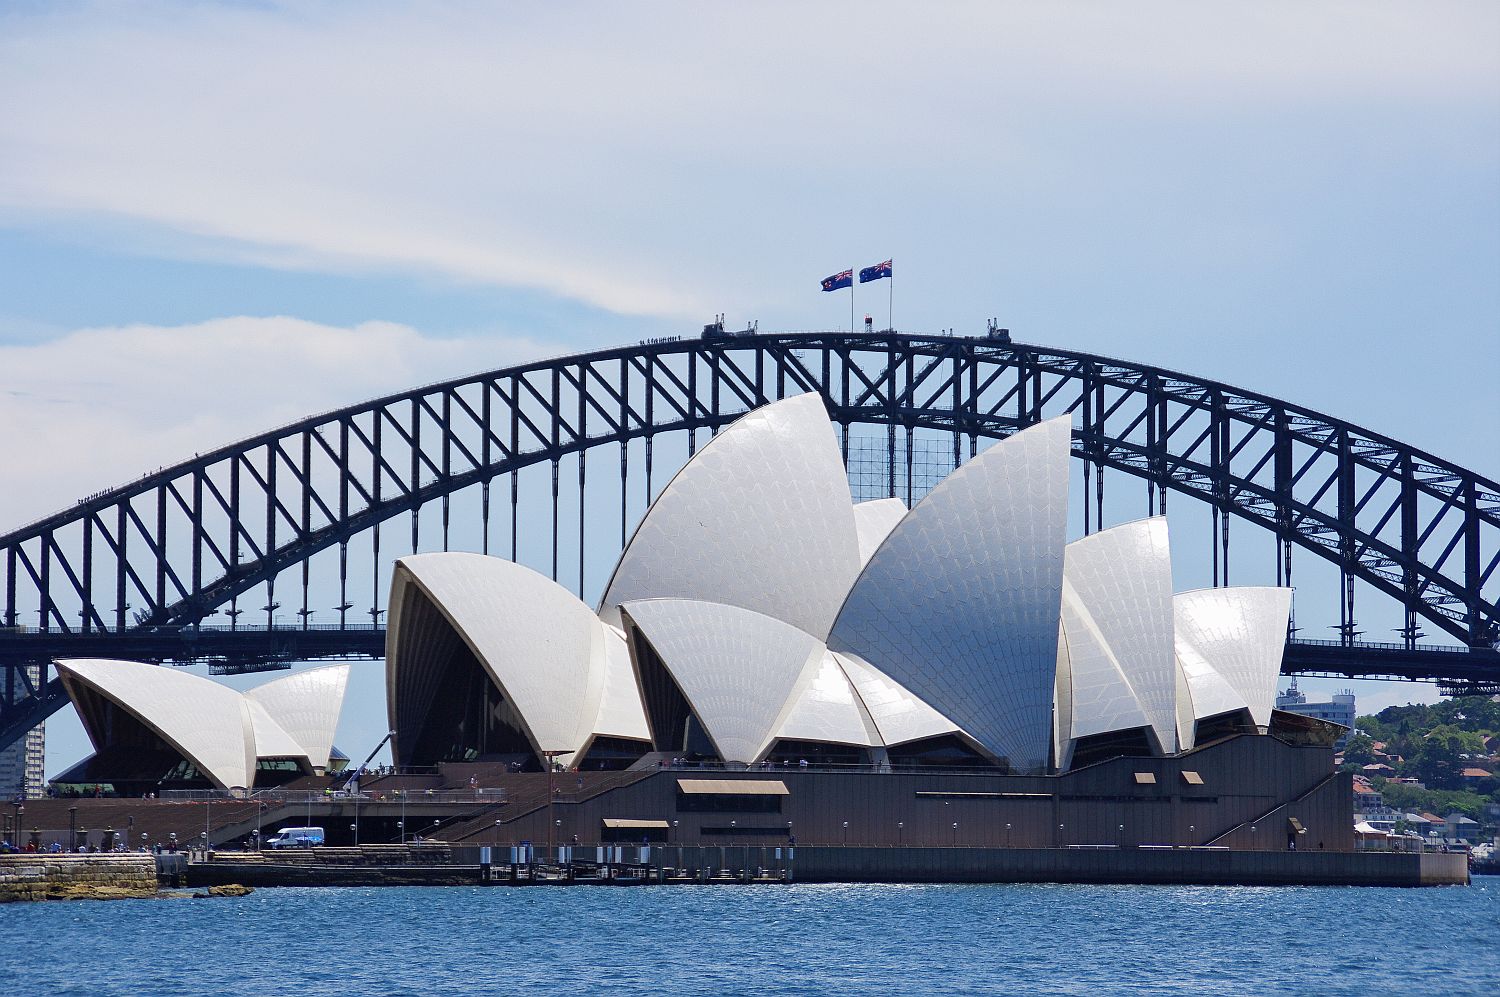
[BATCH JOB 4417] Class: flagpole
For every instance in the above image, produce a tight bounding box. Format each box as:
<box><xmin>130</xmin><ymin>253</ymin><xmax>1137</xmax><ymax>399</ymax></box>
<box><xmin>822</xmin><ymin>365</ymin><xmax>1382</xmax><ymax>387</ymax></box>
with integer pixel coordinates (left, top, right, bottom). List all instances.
<box><xmin>850</xmin><ymin>270</ymin><xmax>855</xmax><ymax>334</ymax></box>
<box><xmin>888</xmin><ymin>259</ymin><xmax>894</xmax><ymax>332</ymax></box>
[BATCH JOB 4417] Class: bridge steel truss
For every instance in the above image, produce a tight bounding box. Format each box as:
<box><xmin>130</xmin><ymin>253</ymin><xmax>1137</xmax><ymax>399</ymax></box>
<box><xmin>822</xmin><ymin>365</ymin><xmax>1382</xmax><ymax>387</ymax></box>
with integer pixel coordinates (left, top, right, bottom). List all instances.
<box><xmin>2</xmin><ymin>332</ymin><xmax>1497</xmax><ymax>748</ymax></box>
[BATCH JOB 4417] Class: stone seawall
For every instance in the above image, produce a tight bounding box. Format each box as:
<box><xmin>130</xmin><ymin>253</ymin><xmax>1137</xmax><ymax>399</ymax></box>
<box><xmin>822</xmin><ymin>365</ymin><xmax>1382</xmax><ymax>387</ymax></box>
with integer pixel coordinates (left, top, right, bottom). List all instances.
<box><xmin>187</xmin><ymin>861</ymin><xmax>479</xmax><ymax>888</ymax></box>
<box><xmin>0</xmin><ymin>853</ymin><xmax>159</xmax><ymax>902</ymax></box>
<box><xmin>185</xmin><ymin>845</ymin><xmax>1470</xmax><ymax>889</ymax></box>
<box><xmin>785</xmin><ymin>846</ymin><xmax>1471</xmax><ymax>887</ymax></box>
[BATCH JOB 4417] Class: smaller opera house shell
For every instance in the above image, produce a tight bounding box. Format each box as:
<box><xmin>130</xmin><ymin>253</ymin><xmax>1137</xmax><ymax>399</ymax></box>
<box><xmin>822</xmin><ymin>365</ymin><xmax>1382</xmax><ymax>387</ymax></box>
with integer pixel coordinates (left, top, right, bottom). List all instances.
<box><xmin>387</xmin><ymin>393</ymin><xmax>1295</xmax><ymax>775</ymax></box>
<box><xmin>53</xmin><ymin>660</ymin><xmax>351</xmax><ymax>793</ymax></box>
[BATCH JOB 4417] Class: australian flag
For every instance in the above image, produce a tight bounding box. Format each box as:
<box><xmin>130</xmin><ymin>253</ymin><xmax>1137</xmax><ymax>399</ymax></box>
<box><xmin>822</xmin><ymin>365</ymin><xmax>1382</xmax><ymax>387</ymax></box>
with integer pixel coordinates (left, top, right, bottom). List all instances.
<box><xmin>821</xmin><ymin>269</ymin><xmax>854</xmax><ymax>292</ymax></box>
<box><xmin>859</xmin><ymin>260</ymin><xmax>893</xmax><ymax>283</ymax></box>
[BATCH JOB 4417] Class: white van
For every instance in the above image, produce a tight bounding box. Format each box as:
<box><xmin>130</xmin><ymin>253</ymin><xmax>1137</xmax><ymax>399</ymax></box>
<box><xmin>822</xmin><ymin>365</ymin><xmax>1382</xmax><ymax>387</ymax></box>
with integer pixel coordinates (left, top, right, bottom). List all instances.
<box><xmin>265</xmin><ymin>826</ymin><xmax>325</xmax><ymax>849</ymax></box>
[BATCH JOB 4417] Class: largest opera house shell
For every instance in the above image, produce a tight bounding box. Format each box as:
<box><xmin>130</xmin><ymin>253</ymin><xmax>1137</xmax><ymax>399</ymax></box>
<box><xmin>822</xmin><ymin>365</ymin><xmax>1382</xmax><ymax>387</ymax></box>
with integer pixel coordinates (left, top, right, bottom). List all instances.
<box><xmin>386</xmin><ymin>393</ymin><xmax>1294</xmax><ymax>774</ymax></box>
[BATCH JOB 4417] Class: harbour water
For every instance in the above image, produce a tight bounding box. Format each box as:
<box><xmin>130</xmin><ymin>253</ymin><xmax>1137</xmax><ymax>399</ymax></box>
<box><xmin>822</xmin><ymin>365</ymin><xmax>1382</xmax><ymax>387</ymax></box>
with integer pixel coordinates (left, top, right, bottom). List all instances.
<box><xmin>7</xmin><ymin>879</ymin><xmax>1497</xmax><ymax>995</ymax></box>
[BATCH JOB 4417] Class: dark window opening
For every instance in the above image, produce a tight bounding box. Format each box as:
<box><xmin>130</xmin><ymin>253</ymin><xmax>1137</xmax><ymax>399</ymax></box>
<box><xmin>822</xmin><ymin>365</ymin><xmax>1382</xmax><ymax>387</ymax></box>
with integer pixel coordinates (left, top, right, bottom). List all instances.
<box><xmin>677</xmin><ymin>793</ymin><xmax>783</xmax><ymax>813</ymax></box>
<box><xmin>887</xmin><ymin>734</ymin><xmax>995</xmax><ymax>770</ymax></box>
<box><xmin>1194</xmin><ymin>709</ymin><xmax>1255</xmax><ymax>746</ymax></box>
<box><xmin>764</xmin><ymin>739</ymin><xmax>870</xmax><ymax>767</ymax></box>
<box><xmin>254</xmin><ymin>758</ymin><xmax>309</xmax><ymax>787</ymax></box>
<box><xmin>700</xmin><ymin>825</ymin><xmax>791</xmax><ymax>837</ymax></box>
<box><xmin>1069</xmin><ymin>727</ymin><xmax>1155</xmax><ymax>769</ymax></box>
<box><xmin>601</xmin><ymin>825</ymin><xmax>670</xmax><ymax>843</ymax></box>
<box><xmin>578</xmin><ymin>736</ymin><xmax>652</xmax><ymax>771</ymax></box>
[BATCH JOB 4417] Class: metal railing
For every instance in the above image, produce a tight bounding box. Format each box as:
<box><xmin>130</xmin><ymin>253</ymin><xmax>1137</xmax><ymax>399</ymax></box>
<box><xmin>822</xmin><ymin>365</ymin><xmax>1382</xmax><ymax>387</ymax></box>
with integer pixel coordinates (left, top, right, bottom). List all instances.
<box><xmin>160</xmin><ymin>787</ymin><xmax>509</xmax><ymax>805</ymax></box>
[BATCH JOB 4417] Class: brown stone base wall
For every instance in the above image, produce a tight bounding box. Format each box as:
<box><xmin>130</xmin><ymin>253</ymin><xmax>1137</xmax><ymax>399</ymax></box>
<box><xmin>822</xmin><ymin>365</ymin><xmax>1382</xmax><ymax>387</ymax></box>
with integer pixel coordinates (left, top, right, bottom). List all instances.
<box><xmin>0</xmin><ymin>853</ymin><xmax>158</xmax><ymax>902</ymax></box>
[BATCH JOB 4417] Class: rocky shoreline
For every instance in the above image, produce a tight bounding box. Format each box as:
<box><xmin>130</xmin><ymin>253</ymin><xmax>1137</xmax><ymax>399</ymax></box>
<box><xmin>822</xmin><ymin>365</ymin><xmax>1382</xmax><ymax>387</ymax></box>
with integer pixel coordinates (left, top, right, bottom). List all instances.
<box><xmin>0</xmin><ymin>853</ymin><xmax>255</xmax><ymax>903</ymax></box>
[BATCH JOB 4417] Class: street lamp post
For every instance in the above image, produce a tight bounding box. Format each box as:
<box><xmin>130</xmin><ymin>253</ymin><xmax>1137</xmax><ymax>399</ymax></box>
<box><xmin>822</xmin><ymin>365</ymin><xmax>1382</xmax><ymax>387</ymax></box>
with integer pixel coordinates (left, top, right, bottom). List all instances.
<box><xmin>952</xmin><ymin>821</ymin><xmax>958</xmax><ymax>845</ymax></box>
<box><xmin>542</xmin><ymin>749</ymin><xmax>570</xmax><ymax>858</ymax></box>
<box><xmin>897</xmin><ymin>821</ymin><xmax>904</xmax><ymax>845</ymax></box>
<box><xmin>1005</xmin><ymin>822</ymin><xmax>1012</xmax><ymax>848</ymax></box>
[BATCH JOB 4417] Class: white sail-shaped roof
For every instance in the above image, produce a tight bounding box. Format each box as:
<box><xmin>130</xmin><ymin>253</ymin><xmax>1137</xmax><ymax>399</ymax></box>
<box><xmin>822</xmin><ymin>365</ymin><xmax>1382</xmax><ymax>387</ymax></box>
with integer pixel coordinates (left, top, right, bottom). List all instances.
<box><xmin>621</xmin><ymin>598</ymin><xmax>824</xmax><ymax>763</ymax></box>
<box><xmin>1058</xmin><ymin>580</ymin><xmax>1153</xmax><ymax>747</ymax></box>
<box><xmin>593</xmin><ymin>625</ymin><xmax>651</xmax><ymax>742</ymax></box>
<box><xmin>775</xmin><ymin>649</ymin><xmax>882</xmax><ymax>747</ymax></box>
<box><xmin>1061</xmin><ymin>519</ymin><xmax>1178</xmax><ymax>753</ymax></box>
<box><xmin>246</xmin><ymin>663</ymin><xmax>351</xmax><ymax>770</ymax></box>
<box><xmin>242</xmin><ymin>698</ymin><xmax>312</xmax><ymax>764</ymax></box>
<box><xmin>1174</xmin><ymin>660</ymin><xmax>1201</xmax><ymax>751</ymax></box>
<box><xmin>828</xmin><ymin>416</ymin><xmax>1072</xmax><ymax>771</ymax></box>
<box><xmin>834</xmin><ymin>651</ymin><xmax>960</xmax><ymax>747</ymax></box>
<box><xmin>598</xmin><ymin>392</ymin><xmax>862</xmax><ymax>639</ymax></box>
<box><xmin>1175</xmin><ymin>641</ymin><xmax>1247</xmax><ymax>735</ymax></box>
<box><xmin>388</xmin><ymin>553</ymin><xmax>606</xmax><ymax>763</ymax></box>
<box><xmin>1053</xmin><ymin>620</ymin><xmax>1074</xmax><ymax>765</ymax></box>
<box><xmin>57</xmin><ymin>658</ymin><xmax>259</xmax><ymax>790</ymax></box>
<box><xmin>852</xmin><ymin>498</ymin><xmax>907</xmax><ymax>564</ymax></box>
<box><xmin>1173</xmin><ymin>587</ymin><xmax>1293</xmax><ymax>728</ymax></box>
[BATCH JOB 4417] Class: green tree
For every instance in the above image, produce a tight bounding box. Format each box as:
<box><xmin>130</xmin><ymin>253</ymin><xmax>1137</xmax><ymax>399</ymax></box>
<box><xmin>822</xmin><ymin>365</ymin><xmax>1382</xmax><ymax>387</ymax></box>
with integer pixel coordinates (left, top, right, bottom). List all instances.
<box><xmin>1411</xmin><ymin>727</ymin><xmax>1479</xmax><ymax>790</ymax></box>
<box><xmin>1342</xmin><ymin>733</ymin><xmax>1377</xmax><ymax>766</ymax></box>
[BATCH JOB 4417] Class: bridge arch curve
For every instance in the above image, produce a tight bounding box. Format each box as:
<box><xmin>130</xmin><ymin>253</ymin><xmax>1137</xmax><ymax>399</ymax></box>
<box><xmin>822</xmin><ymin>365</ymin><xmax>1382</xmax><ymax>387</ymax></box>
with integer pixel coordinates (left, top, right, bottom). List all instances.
<box><xmin>2</xmin><ymin>331</ymin><xmax>1496</xmax><ymax>743</ymax></box>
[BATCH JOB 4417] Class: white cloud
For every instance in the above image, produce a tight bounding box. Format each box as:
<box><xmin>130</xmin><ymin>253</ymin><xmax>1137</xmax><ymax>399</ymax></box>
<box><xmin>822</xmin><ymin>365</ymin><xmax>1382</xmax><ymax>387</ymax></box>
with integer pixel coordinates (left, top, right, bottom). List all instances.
<box><xmin>0</xmin><ymin>316</ymin><xmax>546</xmax><ymax>531</ymax></box>
<box><xmin>0</xmin><ymin>1</ymin><xmax>1494</xmax><ymax>320</ymax></box>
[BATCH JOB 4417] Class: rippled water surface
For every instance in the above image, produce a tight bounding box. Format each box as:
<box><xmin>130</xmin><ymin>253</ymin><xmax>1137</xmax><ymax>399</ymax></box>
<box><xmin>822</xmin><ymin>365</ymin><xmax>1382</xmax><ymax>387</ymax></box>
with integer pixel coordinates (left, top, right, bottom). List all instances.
<box><xmin>6</xmin><ymin>879</ymin><xmax>1497</xmax><ymax>995</ymax></box>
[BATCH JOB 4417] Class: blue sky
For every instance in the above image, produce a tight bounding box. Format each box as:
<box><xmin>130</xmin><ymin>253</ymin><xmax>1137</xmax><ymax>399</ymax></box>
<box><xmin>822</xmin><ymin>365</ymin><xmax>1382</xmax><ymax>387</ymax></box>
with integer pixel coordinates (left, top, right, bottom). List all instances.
<box><xmin>1</xmin><ymin>1</ymin><xmax>1495</xmax><ymax>774</ymax></box>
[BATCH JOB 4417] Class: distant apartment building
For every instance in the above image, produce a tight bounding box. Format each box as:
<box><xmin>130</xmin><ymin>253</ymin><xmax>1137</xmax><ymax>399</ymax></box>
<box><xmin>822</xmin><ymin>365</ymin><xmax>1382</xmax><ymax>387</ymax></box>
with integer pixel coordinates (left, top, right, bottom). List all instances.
<box><xmin>0</xmin><ymin>664</ymin><xmax>47</xmax><ymax>800</ymax></box>
<box><xmin>0</xmin><ymin>725</ymin><xmax>45</xmax><ymax>800</ymax></box>
<box><xmin>1277</xmin><ymin>678</ymin><xmax>1356</xmax><ymax>749</ymax></box>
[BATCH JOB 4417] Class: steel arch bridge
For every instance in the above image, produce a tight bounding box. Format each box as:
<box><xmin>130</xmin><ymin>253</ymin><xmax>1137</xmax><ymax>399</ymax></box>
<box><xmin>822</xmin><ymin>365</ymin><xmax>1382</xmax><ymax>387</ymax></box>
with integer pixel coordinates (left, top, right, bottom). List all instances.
<box><xmin>3</xmin><ymin>329</ymin><xmax>1498</xmax><ymax>748</ymax></box>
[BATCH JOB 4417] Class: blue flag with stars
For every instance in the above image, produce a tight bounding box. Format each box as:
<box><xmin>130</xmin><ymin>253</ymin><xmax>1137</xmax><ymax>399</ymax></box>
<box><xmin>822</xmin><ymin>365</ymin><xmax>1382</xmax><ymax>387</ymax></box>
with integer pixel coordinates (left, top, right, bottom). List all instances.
<box><xmin>821</xmin><ymin>269</ymin><xmax>853</xmax><ymax>292</ymax></box>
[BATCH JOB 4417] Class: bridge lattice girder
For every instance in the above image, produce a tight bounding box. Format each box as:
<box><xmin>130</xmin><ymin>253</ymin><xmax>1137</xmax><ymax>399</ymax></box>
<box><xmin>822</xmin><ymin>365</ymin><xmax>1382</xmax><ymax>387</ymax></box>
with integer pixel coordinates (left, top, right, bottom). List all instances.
<box><xmin>2</xmin><ymin>333</ymin><xmax>1496</xmax><ymax>745</ymax></box>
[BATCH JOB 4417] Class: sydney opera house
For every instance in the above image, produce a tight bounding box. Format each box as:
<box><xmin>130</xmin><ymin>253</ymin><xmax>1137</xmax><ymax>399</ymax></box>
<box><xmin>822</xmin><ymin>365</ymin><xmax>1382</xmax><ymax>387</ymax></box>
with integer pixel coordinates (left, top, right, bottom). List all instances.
<box><xmin>386</xmin><ymin>393</ymin><xmax>1307</xmax><ymax>777</ymax></box>
<box><xmin>49</xmin><ymin>393</ymin><xmax>1351</xmax><ymax>853</ymax></box>
<box><xmin>51</xmin><ymin>661</ymin><xmax>350</xmax><ymax>794</ymax></box>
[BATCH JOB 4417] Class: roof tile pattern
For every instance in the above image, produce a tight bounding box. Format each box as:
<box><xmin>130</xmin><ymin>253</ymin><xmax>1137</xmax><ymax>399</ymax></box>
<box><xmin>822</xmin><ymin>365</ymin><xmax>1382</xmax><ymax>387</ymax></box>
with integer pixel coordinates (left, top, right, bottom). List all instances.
<box><xmin>776</xmin><ymin>649</ymin><xmax>882</xmax><ymax>747</ymax></box>
<box><xmin>622</xmin><ymin>598</ymin><xmax>824</xmax><ymax>763</ymax></box>
<box><xmin>245</xmin><ymin>663</ymin><xmax>351</xmax><ymax>769</ymax></box>
<box><xmin>598</xmin><ymin>392</ymin><xmax>862</xmax><ymax>640</ymax></box>
<box><xmin>834</xmin><ymin>651</ymin><xmax>959</xmax><ymax>747</ymax></box>
<box><xmin>1173</xmin><ymin>587</ymin><xmax>1293</xmax><ymax>728</ymax></box>
<box><xmin>1061</xmin><ymin>519</ymin><xmax>1178</xmax><ymax>753</ymax></box>
<box><xmin>852</xmin><ymin>498</ymin><xmax>907</xmax><ymax>564</ymax></box>
<box><xmin>390</xmin><ymin>553</ymin><xmax>606</xmax><ymax>760</ymax></box>
<box><xmin>58</xmin><ymin>658</ymin><xmax>274</xmax><ymax>790</ymax></box>
<box><xmin>828</xmin><ymin>417</ymin><xmax>1072</xmax><ymax>771</ymax></box>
